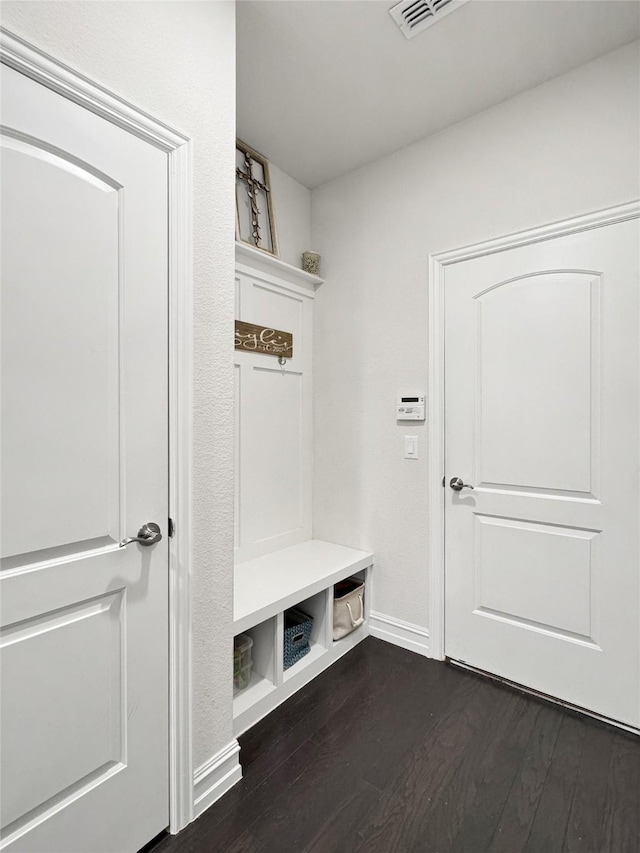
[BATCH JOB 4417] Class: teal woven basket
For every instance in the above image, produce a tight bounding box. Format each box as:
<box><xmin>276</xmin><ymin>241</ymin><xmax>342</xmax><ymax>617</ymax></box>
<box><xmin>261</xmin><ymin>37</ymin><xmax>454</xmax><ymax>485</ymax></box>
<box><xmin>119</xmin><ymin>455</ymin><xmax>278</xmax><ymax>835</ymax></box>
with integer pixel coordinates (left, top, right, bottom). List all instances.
<box><xmin>283</xmin><ymin>607</ymin><xmax>313</xmax><ymax>670</ymax></box>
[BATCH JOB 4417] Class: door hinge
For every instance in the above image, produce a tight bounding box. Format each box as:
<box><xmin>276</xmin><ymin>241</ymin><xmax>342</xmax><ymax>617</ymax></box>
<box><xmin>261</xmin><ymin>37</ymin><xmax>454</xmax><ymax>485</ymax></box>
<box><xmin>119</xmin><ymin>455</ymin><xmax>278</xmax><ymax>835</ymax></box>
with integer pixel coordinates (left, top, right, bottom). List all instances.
<box><xmin>168</xmin><ymin>517</ymin><xmax>175</xmax><ymax>538</ymax></box>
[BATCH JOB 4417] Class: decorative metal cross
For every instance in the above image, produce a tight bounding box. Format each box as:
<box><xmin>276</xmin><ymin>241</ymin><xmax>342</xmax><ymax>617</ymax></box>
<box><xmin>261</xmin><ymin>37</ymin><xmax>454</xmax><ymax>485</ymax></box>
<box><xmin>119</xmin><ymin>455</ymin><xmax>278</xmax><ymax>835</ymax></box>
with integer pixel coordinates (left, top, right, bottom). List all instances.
<box><xmin>236</xmin><ymin>151</ymin><xmax>270</xmax><ymax>248</ymax></box>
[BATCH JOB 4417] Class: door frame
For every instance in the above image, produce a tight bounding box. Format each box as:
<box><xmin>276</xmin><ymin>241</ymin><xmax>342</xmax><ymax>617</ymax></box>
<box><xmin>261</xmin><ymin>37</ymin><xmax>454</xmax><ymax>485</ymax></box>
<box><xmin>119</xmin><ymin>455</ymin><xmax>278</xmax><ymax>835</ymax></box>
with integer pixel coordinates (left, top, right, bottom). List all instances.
<box><xmin>427</xmin><ymin>200</ymin><xmax>640</xmax><ymax>662</ymax></box>
<box><xmin>0</xmin><ymin>28</ymin><xmax>195</xmax><ymax>833</ymax></box>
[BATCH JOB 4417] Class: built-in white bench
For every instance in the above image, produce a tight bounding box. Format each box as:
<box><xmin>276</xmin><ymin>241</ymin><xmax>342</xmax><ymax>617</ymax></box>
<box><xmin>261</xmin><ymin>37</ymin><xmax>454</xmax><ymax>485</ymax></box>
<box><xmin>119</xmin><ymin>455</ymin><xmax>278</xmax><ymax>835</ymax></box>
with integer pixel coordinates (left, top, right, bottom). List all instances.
<box><xmin>233</xmin><ymin>248</ymin><xmax>373</xmax><ymax>733</ymax></box>
<box><xmin>233</xmin><ymin>539</ymin><xmax>373</xmax><ymax>735</ymax></box>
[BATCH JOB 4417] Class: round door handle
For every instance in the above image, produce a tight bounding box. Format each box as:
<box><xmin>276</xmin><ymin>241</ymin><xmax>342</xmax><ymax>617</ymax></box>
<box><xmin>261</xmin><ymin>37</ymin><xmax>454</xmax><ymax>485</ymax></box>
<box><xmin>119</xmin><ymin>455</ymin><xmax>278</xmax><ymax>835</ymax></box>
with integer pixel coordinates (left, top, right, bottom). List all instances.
<box><xmin>119</xmin><ymin>522</ymin><xmax>162</xmax><ymax>548</ymax></box>
<box><xmin>450</xmin><ymin>477</ymin><xmax>475</xmax><ymax>492</ymax></box>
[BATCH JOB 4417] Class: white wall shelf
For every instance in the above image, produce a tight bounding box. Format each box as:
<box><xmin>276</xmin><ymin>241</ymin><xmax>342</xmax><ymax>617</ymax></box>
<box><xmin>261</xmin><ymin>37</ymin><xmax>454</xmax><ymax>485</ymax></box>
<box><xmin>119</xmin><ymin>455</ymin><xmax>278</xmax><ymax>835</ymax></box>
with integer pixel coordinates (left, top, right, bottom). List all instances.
<box><xmin>233</xmin><ymin>539</ymin><xmax>373</xmax><ymax>735</ymax></box>
<box><xmin>235</xmin><ymin>241</ymin><xmax>324</xmax><ymax>290</ymax></box>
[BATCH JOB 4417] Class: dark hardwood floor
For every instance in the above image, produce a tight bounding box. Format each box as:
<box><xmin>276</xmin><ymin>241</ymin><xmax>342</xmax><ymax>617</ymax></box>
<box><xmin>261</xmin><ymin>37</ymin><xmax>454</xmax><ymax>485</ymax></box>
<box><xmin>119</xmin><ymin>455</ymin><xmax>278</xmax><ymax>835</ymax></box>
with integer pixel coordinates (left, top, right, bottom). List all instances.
<box><xmin>149</xmin><ymin>638</ymin><xmax>639</xmax><ymax>853</ymax></box>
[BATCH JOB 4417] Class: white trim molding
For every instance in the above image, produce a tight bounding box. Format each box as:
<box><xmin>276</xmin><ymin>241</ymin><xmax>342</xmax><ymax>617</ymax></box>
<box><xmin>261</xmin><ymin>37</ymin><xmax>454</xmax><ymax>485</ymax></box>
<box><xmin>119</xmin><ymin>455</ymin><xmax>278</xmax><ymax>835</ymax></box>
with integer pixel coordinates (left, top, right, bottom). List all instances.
<box><xmin>235</xmin><ymin>241</ymin><xmax>324</xmax><ymax>290</ymax></box>
<box><xmin>193</xmin><ymin>741</ymin><xmax>242</xmax><ymax>820</ymax></box>
<box><xmin>369</xmin><ymin>611</ymin><xmax>430</xmax><ymax>657</ymax></box>
<box><xmin>1</xmin><ymin>27</ymin><xmax>195</xmax><ymax>834</ymax></box>
<box><xmin>0</xmin><ymin>28</ymin><xmax>186</xmax><ymax>151</ymax></box>
<box><xmin>167</xmin><ymin>138</ymin><xmax>194</xmax><ymax>832</ymax></box>
<box><xmin>427</xmin><ymin>200</ymin><xmax>640</xmax><ymax>664</ymax></box>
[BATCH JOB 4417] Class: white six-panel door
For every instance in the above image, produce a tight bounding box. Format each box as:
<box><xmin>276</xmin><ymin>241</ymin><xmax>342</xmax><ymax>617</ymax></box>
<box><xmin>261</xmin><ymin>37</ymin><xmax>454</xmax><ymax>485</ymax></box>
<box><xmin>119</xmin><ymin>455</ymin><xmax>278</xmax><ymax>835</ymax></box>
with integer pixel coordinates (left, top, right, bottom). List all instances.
<box><xmin>444</xmin><ymin>217</ymin><xmax>640</xmax><ymax>728</ymax></box>
<box><xmin>1</xmin><ymin>64</ymin><xmax>169</xmax><ymax>851</ymax></box>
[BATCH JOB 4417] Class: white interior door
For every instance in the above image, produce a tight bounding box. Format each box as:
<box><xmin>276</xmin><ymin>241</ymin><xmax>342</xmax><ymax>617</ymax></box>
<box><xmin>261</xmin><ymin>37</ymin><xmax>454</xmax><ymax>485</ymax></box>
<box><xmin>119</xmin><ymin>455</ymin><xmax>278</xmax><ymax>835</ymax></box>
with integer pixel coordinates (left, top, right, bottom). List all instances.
<box><xmin>1</xmin><ymin>64</ymin><xmax>169</xmax><ymax>852</ymax></box>
<box><xmin>444</xmin><ymin>216</ymin><xmax>640</xmax><ymax>728</ymax></box>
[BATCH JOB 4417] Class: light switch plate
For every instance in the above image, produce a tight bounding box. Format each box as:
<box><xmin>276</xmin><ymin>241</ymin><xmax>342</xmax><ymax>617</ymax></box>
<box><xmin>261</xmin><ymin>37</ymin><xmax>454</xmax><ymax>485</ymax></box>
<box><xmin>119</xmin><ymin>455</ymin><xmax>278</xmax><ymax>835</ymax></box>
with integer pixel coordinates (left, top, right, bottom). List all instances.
<box><xmin>404</xmin><ymin>435</ymin><xmax>418</xmax><ymax>459</ymax></box>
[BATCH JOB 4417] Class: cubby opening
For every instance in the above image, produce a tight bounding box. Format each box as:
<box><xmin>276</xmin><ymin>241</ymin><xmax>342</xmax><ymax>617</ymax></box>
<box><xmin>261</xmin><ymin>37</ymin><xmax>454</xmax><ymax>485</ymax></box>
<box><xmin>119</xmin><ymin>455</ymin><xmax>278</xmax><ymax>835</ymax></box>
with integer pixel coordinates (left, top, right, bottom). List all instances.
<box><xmin>333</xmin><ymin>571</ymin><xmax>368</xmax><ymax>648</ymax></box>
<box><xmin>282</xmin><ymin>590</ymin><xmax>328</xmax><ymax>682</ymax></box>
<box><xmin>232</xmin><ymin>618</ymin><xmax>277</xmax><ymax>719</ymax></box>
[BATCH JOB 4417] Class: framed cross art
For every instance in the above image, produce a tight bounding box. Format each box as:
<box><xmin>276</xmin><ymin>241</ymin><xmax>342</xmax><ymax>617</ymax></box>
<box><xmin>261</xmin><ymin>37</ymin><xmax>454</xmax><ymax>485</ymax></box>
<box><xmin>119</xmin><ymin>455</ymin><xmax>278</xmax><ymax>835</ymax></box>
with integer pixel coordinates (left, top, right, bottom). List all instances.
<box><xmin>235</xmin><ymin>139</ymin><xmax>279</xmax><ymax>257</ymax></box>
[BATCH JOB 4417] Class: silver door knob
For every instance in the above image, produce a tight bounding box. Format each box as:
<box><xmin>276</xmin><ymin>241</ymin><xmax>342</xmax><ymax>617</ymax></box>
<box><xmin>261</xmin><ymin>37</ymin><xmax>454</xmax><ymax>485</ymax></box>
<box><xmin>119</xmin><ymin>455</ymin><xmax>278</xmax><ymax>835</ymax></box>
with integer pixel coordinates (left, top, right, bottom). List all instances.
<box><xmin>119</xmin><ymin>522</ymin><xmax>162</xmax><ymax>548</ymax></box>
<box><xmin>450</xmin><ymin>477</ymin><xmax>475</xmax><ymax>492</ymax></box>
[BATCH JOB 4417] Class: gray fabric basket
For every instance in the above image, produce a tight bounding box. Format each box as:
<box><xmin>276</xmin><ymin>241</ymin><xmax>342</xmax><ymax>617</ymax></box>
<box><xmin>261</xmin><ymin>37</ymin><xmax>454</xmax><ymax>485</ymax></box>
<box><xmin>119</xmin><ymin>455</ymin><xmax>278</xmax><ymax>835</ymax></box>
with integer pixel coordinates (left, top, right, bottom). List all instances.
<box><xmin>283</xmin><ymin>607</ymin><xmax>313</xmax><ymax>670</ymax></box>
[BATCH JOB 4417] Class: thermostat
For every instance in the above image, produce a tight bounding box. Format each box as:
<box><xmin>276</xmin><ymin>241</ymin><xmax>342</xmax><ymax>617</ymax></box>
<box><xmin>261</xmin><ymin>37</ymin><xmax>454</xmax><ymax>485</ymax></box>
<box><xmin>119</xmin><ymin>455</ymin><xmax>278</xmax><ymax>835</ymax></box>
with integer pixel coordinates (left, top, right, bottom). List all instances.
<box><xmin>397</xmin><ymin>393</ymin><xmax>425</xmax><ymax>421</ymax></box>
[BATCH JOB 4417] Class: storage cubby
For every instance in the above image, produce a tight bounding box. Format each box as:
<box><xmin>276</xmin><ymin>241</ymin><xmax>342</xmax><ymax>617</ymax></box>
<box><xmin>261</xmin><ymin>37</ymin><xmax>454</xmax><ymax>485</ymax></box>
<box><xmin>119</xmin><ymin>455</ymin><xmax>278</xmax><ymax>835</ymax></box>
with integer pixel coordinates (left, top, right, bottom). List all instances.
<box><xmin>282</xmin><ymin>590</ymin><xmax>328</xmax><ymax>682</ymax></box>
<box><xmin>233</xmin><ymin>539</ymin><xmax>373</xmax><ymax>735</ymax></box>
<box><xmin>232</xmin><ymin>618</ymin><xmax>277</xmax><ymax>719</ymax></box>
<box><xmin>333</xmin><ymin>570</ymin><xmax>368</xmax><ymax>648</ymax></box>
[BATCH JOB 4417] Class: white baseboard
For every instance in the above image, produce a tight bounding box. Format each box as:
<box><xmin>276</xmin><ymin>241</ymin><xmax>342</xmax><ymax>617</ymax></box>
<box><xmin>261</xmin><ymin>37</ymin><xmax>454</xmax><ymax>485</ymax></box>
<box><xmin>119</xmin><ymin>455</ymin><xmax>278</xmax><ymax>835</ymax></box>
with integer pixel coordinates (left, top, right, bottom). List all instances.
<box><xmin>369</xmin><ymin>611</ymin><xmax>430</xmax><ymax>657</ymax></box>
<box><xmin>193</xmin><ymin>739</ymin><xmax>242</xmax><ymax>819</ymax></box>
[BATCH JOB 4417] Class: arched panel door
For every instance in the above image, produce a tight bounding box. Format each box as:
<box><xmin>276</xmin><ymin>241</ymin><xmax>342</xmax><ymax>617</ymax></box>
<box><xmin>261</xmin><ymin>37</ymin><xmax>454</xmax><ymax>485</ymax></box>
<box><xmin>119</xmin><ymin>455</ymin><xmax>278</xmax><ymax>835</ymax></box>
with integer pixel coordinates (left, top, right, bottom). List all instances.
<box><xmin>444</xmin><ymin>220</ymin><xmax>639</xmax><ymax>728</ymax></box>
<box><xmin>1</xmin><ymin>62</ymin><xmax>169</xmax><ymax>852</ymax></box>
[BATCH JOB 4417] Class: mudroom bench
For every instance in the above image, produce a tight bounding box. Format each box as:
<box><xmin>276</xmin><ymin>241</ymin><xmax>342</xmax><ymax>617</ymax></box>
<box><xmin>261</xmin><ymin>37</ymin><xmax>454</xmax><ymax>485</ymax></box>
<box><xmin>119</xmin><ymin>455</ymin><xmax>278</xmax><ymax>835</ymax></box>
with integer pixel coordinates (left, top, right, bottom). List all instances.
<box><xmin>233</xmin><ymin>539</ymin><xmax>373</xmax><ymax>735</ymax></box>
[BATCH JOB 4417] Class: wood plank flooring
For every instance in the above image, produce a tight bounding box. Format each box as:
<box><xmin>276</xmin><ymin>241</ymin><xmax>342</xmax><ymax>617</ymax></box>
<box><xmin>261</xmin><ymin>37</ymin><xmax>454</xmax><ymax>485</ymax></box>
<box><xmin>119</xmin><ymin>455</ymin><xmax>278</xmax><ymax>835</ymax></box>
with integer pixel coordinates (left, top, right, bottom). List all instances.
<box><xmin>148</xmin><ymin>638</ymin><xmax>639</xmax><ymax>853</ymax></box>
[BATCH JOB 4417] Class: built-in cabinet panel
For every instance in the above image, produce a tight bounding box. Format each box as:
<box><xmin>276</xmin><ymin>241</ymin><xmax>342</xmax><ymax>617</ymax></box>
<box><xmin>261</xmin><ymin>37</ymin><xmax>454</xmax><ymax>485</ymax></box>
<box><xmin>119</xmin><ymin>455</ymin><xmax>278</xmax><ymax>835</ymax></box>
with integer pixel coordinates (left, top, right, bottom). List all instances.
<box><xmin>245</xmin><ymin>366</ymin><xmax>304</xmax><ymax>543</ymax></box>
<box><xmin>232</xmin><ymin>248</ymin><xmax>373</xmax><ymax>737</ymax></box>
<box><xmin>234</xmin><ymin>254</ymin><xmax>315</xmax><ymax>562</ymax></box>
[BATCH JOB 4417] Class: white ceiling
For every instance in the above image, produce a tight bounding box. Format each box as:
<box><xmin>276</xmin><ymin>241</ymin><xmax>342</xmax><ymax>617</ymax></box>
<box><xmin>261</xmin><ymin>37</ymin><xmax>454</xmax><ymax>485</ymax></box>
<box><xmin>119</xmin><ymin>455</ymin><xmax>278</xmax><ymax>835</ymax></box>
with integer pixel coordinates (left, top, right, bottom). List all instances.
<box><xmin>237</xmin><ymin>0</ymin><xmax>640</xmax><ymax>188</ymax></box>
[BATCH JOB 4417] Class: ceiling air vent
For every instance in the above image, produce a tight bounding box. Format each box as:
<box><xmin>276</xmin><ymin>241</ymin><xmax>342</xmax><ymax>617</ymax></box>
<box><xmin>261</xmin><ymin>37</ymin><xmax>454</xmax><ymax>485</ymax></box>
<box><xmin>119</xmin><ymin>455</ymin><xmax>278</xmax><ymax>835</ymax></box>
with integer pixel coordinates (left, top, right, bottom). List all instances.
<box><xmin>389</xmin><ymin>0</ymin><xmax>470</xmax><ymax>40</ymax></box>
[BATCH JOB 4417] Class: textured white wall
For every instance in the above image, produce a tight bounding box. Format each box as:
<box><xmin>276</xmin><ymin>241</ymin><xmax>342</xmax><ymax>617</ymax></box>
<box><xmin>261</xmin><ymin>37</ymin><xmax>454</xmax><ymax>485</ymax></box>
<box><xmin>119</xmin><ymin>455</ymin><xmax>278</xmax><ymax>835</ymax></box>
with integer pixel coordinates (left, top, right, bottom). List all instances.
<box><xmin>267</xmin><ymin>162</ymin><xmax>312</xmax><ymax>268</ymax></box>
<box><xmin>0</xmin><ymin>1</ymin><xmax>236</xmax><ymax>767</ymax></box>
<box><xmin>311</xmin><ymin>42</ymin><xmax>640</xmax><ymax>631</ymax></box>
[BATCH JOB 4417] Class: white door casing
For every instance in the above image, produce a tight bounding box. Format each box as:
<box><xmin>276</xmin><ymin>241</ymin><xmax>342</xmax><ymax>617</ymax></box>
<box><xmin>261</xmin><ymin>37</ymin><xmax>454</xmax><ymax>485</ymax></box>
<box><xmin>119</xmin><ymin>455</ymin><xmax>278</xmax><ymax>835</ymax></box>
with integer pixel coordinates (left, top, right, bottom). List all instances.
<box><xmin>428</xmin><ymin>204</ymin><xmax>640</xmax><ymax>729</ymax></box>
<box><xmin>1</xmin><ymin>28</ymin><xmax>194</xmax><ymax>850</ymax></box>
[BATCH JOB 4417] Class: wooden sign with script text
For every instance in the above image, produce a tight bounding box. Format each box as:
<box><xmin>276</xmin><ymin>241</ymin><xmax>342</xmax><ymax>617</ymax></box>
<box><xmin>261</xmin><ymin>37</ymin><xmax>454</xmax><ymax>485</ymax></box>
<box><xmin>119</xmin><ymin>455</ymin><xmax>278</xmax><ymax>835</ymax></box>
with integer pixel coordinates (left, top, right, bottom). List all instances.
<box><xmin>235</xmin><ymin>320</ymin><xmax>293</xmax><ymax>358</ymax></box>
